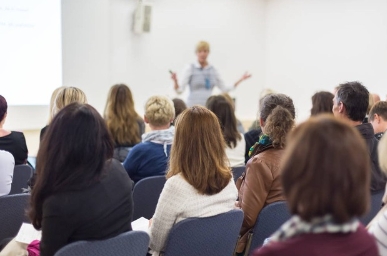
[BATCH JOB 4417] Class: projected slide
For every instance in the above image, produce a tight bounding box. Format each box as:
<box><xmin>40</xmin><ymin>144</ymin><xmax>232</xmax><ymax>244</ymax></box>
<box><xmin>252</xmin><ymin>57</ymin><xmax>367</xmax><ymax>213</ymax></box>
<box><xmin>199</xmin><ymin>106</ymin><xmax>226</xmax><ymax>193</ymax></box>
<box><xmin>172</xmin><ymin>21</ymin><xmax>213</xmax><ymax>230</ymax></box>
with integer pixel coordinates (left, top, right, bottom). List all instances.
<box><xmin>0</xmin><ymin>0</ymin><xmax>61</xmax><ymax>105</ymax></box>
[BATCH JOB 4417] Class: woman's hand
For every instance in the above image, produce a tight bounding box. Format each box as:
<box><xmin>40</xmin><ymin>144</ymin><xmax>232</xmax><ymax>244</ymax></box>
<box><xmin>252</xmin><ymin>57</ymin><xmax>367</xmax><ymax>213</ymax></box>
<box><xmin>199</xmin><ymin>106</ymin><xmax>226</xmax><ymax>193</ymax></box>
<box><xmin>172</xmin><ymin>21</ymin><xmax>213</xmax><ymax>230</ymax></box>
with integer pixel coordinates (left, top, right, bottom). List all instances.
<box><xmin>170</xmin><ymin>72</ymin><xmax>179</xmax><ymax>90</ymax></box>
<box><xmin>234</xmin><ymin>72</ymin><xmax>252</xmax><ymax>87</ymax></box>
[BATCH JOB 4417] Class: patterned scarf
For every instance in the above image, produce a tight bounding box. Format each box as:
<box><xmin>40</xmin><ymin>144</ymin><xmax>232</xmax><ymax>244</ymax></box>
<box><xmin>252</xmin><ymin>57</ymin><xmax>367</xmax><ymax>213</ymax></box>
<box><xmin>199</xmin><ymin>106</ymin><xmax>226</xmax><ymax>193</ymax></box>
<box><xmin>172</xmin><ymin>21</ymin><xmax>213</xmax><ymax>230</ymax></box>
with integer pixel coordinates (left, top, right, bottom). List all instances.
<box><xmin>248</xmin><ymin>134</ymin><xmax>273</xmax><ymax>157</ymax></box>
<box><xmin>267</xmin><ymin>215</ymin><xmax>359</xmax><ymax>244</ymax></box>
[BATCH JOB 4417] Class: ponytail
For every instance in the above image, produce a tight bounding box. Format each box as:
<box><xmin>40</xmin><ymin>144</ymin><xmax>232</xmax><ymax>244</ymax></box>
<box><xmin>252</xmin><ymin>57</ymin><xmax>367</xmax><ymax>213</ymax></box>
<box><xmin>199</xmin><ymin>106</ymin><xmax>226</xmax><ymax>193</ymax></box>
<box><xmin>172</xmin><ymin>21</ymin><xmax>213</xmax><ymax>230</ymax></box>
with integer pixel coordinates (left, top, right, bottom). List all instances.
<box><xmin>265</xmin><ymin>105</ymin><xmax>294</xmax><ymax>148</ymax></box>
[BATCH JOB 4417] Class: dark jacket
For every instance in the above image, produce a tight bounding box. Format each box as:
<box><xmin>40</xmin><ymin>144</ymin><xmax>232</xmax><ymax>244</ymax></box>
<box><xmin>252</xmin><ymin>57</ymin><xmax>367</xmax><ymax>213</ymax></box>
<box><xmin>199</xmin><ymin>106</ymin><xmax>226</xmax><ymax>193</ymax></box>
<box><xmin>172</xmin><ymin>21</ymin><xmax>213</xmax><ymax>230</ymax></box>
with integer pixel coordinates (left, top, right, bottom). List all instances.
<box><xmin>244</xmin><ymin>128</ymin><xmax>262</xmax><ymax>164</ymax></box>
<box><xmin>356</xmin><ymin>123</ymin><xmax>386</xmax><ymax>191</ymax></box>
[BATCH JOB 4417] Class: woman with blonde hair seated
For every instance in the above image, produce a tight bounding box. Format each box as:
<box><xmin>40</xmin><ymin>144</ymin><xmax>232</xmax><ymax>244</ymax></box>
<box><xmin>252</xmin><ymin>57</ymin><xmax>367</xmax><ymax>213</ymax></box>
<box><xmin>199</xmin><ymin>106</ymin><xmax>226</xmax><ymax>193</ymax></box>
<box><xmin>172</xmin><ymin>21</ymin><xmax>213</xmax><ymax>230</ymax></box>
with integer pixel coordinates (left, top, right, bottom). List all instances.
<box><xmin>236</xmin><ymin>93</ymin><xmax>295</xmax><ymax>253</ymax></box>
<box><xmin>40</xmin><ymin>86</ymin><xmax>87</xmax><ymax>140</ymax></box>
<box><xmin>104</xmin><ymin>84</ymin><xmax>144</xmax><ymax>162</ymax></box>
<box><xmin>253</xmin><ymin>115</ymin><xmax>378</xmax><ymax>255</ymax></box>
<box><xmin>123</xmin><ymin>95</ymin><xmax>174</xmax><ymax>183</ymax></box>
<box><xmin>149</xmin><ymin>106</ymin><xmax>237</xmax><ymax>255</ymax></box>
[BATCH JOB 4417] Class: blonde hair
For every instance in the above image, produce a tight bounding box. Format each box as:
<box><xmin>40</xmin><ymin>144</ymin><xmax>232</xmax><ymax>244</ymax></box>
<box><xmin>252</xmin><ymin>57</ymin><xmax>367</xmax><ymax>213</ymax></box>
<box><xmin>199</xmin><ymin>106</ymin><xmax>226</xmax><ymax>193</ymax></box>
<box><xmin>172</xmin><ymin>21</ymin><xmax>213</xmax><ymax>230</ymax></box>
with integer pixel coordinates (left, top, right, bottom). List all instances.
<box><xmin>195</xmin><ymin>41</ymin><xmax>210</xmax><ymax>52</ymax></box>
<box><xmin>145</xmin><ymin>95</ymin><xmax>175</xmax><ymax>127</ymax></box>
<box><xmin>48</xmin><ymin>86</ymin><xmax>65</xmax><ymax>124</ymax></box>
<box><xmin>378</xmin><ymin>134</ymin><xmax>387</xmax><ymax>175</ymax></box>
<box><xmin>167</xmin><ymin>106</ymin><xmax>232</xmax><ymax>195</ymax></box>
<box><xmin>104</xmin><ymin>84</ymin><xmax>142</xmax><ymax>146</ymax></box>
<box><xmin>367</xmin><ymin>93</ymin><xmax>375</xmax><ymax>114</ymax></box>
<box><xmin>52</xmin><ymin>87</ymin><xmax>87</xmax><ymax>118</ymax></box>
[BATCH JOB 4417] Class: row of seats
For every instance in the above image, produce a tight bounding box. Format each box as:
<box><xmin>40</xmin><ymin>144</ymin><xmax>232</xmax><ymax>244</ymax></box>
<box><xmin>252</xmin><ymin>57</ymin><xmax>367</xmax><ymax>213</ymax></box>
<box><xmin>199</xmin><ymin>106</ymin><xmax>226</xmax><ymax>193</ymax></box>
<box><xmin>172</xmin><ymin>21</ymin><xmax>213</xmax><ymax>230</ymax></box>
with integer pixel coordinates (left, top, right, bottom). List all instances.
<box><xmin>0</xmin><ymin>188</ymin><xmax>384</xmax><ymax>256</ymax></box>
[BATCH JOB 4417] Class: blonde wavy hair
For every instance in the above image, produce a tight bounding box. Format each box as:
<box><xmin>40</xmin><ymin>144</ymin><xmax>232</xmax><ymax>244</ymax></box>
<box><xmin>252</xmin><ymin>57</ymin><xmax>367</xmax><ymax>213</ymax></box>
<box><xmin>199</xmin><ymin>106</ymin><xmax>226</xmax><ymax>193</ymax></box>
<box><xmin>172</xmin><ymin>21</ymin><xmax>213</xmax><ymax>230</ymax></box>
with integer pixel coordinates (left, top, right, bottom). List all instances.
<box><xmin>52</xmin><ymin>87</ymin><xmax>87</xmax><ymax>118</ymax></box>
<box><xmin>167</xmin><ymin>106</ymin><xmax>232</xmax><ymax>195</ymax></box>
<box><xmin>47</xmin><ymin>86</ymin><xmax>65</xmax><ymax>124</ymax></box>
<box><xmin>104</xmin><ymin>84</ymin><xmax>142</xmax><ymax>146</ymax></box>
<box><xmin>145</xmin><ymin>95</ymin><xmax>175</xmax><ymax>127</ymax></box>
<box><xmin>195</xmin><ymin>41</ymin><xmax>210</xmax><ymax>52</ymax></box>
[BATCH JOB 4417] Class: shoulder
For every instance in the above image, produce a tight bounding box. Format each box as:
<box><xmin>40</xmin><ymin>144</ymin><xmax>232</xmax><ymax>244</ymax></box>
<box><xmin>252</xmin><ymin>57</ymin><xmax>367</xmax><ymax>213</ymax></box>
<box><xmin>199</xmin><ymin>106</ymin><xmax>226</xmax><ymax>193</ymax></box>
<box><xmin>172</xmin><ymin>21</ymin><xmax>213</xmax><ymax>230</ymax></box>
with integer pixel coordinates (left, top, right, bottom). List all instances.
<box><xmin>10</xmin><ymin>131</ymin><xmax>26</xmax><ymax>140</ymax></box>
<box><xmin>249</xmin><ymin>148</ymin><xmax>284</xmax><ymax>166</ymax></box>
<box><xmin>0</xmin><ymin>150</ymin><xmax>14</xmax><ymax>161</ymax></box>
<box><xmin>164</xmin><ymin>174</ymin><xmax>191</xmax><ymax>193</ymax></box>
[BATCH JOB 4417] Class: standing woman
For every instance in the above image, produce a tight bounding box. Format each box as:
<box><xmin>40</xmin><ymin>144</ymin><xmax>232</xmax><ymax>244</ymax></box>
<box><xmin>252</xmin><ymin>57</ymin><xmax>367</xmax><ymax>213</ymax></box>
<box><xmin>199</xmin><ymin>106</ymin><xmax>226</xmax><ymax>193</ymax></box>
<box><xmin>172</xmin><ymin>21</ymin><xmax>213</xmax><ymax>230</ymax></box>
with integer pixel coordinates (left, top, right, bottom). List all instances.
<box><xmin>171</xmin><ymin>41</ymin><xmax>251</xmax><ymax>107</ymax></box>
<box><xmin>206</xmin><ymin>95</ymin><xmax>246</xmax><ymax>167</ymax></box>
<box><xmin>104</xmin><ymin>84</ymin><xmax>145</xmax><ymax>162</ymax></box>
<box><xmin>28</xmin><ymin>103</ymin><xmax>133</xmax><ymax>256</ymax></box>
<box><xmin>236</xmin><ymin>94</ymin><xmax>295</xmax><ymax>254</ymax></box>
<box><xmin>149</xmin><ymin>106</ymin><xmax>237</xmax><ymax>255</ymax></box>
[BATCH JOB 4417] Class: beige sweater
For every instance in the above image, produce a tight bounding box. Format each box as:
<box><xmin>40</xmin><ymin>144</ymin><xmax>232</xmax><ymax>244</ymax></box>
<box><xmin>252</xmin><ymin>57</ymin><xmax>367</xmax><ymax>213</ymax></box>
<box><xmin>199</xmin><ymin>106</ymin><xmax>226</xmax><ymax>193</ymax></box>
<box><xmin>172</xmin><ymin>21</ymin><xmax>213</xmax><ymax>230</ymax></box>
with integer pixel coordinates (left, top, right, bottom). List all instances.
<box><xmin>149</xmin><ymin>173</ymin><xmax>238</xmax><ymax>255</ymax></box>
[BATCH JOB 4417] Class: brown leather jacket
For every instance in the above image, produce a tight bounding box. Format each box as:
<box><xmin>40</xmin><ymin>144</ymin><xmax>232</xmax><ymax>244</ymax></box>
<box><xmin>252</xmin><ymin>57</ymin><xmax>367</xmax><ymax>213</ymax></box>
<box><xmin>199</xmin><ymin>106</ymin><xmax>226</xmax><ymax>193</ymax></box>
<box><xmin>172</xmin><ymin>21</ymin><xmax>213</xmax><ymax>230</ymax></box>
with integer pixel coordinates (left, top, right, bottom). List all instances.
<box><xmin>236</xmin><ymin>147</ymin><xmax>285</xmax><ymax>253</ymax></box>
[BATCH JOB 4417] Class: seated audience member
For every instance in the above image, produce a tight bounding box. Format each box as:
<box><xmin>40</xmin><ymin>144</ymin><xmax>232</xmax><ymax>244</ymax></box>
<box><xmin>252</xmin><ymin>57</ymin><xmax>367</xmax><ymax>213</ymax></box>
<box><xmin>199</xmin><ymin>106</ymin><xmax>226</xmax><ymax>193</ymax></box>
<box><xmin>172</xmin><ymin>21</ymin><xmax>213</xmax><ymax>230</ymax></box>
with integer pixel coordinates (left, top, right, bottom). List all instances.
<box><xmin>40</xmin><ymin>87</ymin><xmax>87</xmax><ymax>141</ymax></box>
<box><xmin>333</xmin><ymin>81</ymin><xmax>386</xmax><ymax>191</ymax></box>
<box><xmin>206</xmin><ymin>95</ymin><xmax>246</xmax><ymax>167</ymax></box>
<box><xmin>244</xmin><ymin>89</ymin><xmax>276</xmax><ymax>163</ymax></box>
<box><xmin>369</xmin><ymin>133</ymin><xmax>387</xmax><ymax>256</ymax></box>
<box><xmin>369</xmin><ymin>101</ymin><xmax>387</xmax><ymax>140</ymax></box>
<box><xmin>236</xmin><ymin>93</ymin><xmax>295</xmax><ymax>254</ymax></box>
<box><xmin>39</xmin><ymin>86</ymin><xmax>64</xmax><ymax>141</ymax></box>
<box><xmin>0</xmin><ymin>103</ymin><xmax>134</xmax><ymax>256</ymax></box>
<box><xmin>0</xmin><ymin>95</ymin><xmax>28</xmax><ymax>165</ymax></box>
<box><xmin>123</xmin><ymin>96</ymin><xmax>174</xmax><ymax>183</ymax></box>
<box><xmin>221</xmin><ymin>93</ymin><xmax>245</xmax><ymax>133</ymax></box>
<box><xmin>0</xmin><ymin>150</ymin><xmax>14</xmax><ymax>196</ymax></box>
<box><xmin>363</xmin><ymin>93</ymin><xmax>375</xmax><ymax>123</ymax></box>
<box><xmin>310</xmin><ymin>91</ymin><xmax>334</xmax><ymax>116</ymax></box>
<box><xmin>171</xmin><ymin>98</ymin><xmax>187</xmax><ymax>125</ymax></box>
<box><xmin>247</xmin><ymin>89</ymin><xmax>276</xmax><ymax>132</ymax></box>
<box><xmin>372</xmin><ymin>93</ymin><xmax>381</xmax><ymax>104</ymax></box>
<box><xmin>149</xmin><ymin>106</ymin><xmax>237</xmax><ymax>255</ymax></box>
<box><xmin>104</xmin><ymin>84</ymin><xmax>145</xmax><ymax>162</ymax></box>
<box><xmin>253</xmin><ymin>115</ymin><xmax>378</xmax><ymax>256</ymax></box>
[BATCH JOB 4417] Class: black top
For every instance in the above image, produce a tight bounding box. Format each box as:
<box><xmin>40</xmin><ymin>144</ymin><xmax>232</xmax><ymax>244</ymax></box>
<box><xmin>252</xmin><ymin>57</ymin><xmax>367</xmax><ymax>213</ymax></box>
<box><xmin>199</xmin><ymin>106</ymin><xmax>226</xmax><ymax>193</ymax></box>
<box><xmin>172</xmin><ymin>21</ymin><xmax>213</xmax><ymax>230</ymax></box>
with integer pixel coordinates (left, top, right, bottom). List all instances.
<box><xmin>356</xmin><ymin>123</ymin><xmax>387</xmax><ymax>191</ymax></box>
<box><xmin>40</xmin><ymin>159</ymin><xmax>134</xmax><ymax>256</ymax></box>
<box><xmin>0</xmin><ymin>131</ymin><xmax>28</xmax><ymax>165</ymax></box>
<box><xmin>244</xmin><ymin>128</ymin><xmax>262</xmax><ymax>164</ymax></box>
<box><xmin>40</xmin><ymin>125</ymin><xmax>48</xmax><ymax>142</ymax></box>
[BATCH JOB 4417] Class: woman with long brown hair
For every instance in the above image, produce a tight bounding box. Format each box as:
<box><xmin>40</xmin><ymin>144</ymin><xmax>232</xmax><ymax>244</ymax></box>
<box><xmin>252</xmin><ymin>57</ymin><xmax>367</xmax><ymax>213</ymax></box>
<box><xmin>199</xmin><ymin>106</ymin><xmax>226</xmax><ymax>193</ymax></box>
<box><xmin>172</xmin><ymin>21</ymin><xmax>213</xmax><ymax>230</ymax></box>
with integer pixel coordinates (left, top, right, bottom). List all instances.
<box><xmin>206</xmin><ymin>95</ymin><xmax>246</xmax><ymax>167</ymax></box>
<box><xmin>104</xmin><ymin>84</ymin><xmax>144</xmax><ymax>162</ymax></box>
<box><xmin>148</xmin><ymin>106</ymin><xmax>237</xmax><ymax>255</ymax></box>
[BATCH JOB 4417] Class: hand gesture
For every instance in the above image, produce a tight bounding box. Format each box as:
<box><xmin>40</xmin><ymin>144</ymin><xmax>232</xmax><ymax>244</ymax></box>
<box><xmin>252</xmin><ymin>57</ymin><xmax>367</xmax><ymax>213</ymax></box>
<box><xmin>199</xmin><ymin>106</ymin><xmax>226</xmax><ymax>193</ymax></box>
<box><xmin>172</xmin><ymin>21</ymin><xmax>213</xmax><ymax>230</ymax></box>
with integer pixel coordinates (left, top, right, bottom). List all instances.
<box><xmin>241</xmin><ymin>72</ymin><xmax>252</xmax><ymax>81</ymax></box>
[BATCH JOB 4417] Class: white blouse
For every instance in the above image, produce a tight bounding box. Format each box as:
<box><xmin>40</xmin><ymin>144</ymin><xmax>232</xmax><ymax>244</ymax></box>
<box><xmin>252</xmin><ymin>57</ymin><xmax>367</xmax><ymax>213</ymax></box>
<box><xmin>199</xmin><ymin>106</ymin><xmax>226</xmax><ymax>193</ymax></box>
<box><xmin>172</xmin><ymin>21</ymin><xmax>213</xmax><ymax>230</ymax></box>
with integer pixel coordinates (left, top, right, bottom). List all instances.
<box><xmin>0</xmin><ymin>150</ymin><xmax>15</xmax><ymax>196</ymax></box>
<box><xmin>225</xmin><ymin>134</ymin><xmax>246</xmax><ymax>167</ymax></box>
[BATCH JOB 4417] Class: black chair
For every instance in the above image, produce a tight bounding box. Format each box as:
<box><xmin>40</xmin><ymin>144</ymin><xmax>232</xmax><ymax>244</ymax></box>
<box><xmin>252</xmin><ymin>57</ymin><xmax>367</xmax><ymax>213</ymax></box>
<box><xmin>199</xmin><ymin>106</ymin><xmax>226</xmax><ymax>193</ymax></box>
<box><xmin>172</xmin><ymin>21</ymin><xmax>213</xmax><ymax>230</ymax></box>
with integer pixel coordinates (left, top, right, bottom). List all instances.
<box><xmin>232</xmin><ymin>166</ymin><xmax>245</xmax><ymax>182</ymax></box>
<box><xmin>162</xmin><ymin>209</ymin><xmax>244</xmax><ymax>256</ymax></box>
<box><xmin>360</xmin><ymin>189</ymin><xmax>384</xmax><ymax>225</ymax></box>
<box><xmin>54</xmin><ymin>230</ymin><xmax>149</xmax><ymax>256</ymax></box>
<box><xmin>0</xmin><ymin>193</ymin><xmax>30</xmax><ymax>241</ymax></box>
<box><xmin>246</xmin><ymin>201</ymin><xmax>291</xmax><ymax>255</ymax></box>
<box><xmin>9</xmin><ymin>165</ymin><xmax>32</xmax><ymax>195</ymax></box>
<box><xmin>132</xmin><ymin>175</ymin><xmax>166</xmax><ymax>220</ymax></box>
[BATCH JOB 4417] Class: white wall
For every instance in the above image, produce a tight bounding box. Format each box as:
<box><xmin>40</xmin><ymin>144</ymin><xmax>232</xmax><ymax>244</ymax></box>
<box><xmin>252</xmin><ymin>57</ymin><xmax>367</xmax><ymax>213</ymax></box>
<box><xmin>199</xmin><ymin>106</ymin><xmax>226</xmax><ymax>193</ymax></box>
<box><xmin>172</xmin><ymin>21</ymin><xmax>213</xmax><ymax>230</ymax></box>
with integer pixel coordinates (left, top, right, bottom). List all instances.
<box><xmin>5</xmin><ymin>0</ymin><xmax>265</xmax><ymax>131</ymax></box>
<box><xmin>264</xmin><ymin>0</ymin><xmax>387</xmax><ymax>121</ymax></box>
<box><xmin>7</xmin><ymin>0</ymin><xmax>387</xmax><ymax>131</ymax></box>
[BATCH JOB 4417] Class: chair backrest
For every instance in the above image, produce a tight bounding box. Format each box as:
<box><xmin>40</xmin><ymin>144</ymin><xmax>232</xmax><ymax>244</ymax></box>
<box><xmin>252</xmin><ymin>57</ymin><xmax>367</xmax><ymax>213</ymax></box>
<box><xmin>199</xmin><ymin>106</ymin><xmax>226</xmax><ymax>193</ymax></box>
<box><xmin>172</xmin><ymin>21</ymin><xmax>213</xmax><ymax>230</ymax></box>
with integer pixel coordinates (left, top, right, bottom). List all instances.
<box><xmin>132</xmin><ymin>175</ymin><xmax>166</xmax><ymax>220</ymax></box>
<box><xmin>9</xmin><ymin>165</ymin><xmax>32</xmax><ymax>195</ymax></box>
<box><xmin>232</xmin><ymin>166</ymin><xmax>245</xmax><ymax>182</ymax></box>
<box><xmin>360</xmin><ymin>189</ymin><xmax>384</xmax><ymax>225</ymax></box>
<box><xmin>163</xmin><ymin>209</ymin><xmax>244</xmax><ymax>256</ymax></box>
<box><xmin>54</xmin><ymin>230</ymin><xmax>149</xmax><ymax>256</ymax></box>
<box><xmin>247</xmin><ymin>201</ymin><xmax>291</xmax><ymax>255</ymax></box>
<box><xmin>0</xmin><ymin>193</ymin><xmax>30</xmax><ymax>241</ymax></box>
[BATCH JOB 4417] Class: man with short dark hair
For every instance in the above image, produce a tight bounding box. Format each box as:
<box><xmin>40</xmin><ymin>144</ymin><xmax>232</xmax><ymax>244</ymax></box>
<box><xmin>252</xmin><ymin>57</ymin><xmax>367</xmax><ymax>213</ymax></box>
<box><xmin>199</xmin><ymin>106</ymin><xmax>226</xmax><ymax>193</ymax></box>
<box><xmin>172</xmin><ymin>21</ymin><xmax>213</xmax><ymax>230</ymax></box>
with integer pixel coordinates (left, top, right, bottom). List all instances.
<box><xmin>369</xmin><ymin>101</ymin><xmax>387</xmax><ymax>140</ymax></box>
<box><xmin>333</xmin><ymin>81</ymin><xmax>386</xmax><ymax>191</ymax></box>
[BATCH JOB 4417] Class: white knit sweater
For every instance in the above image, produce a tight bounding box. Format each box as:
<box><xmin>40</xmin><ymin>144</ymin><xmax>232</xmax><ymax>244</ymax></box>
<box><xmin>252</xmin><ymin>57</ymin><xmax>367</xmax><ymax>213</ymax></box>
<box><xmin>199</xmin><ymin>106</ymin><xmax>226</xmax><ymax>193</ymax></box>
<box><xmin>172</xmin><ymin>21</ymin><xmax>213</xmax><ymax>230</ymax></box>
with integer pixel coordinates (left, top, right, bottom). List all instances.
<box><xmin>149</xmin><ymin>173</ymin><xmax>238</xmax><ymax>255</ymax></box>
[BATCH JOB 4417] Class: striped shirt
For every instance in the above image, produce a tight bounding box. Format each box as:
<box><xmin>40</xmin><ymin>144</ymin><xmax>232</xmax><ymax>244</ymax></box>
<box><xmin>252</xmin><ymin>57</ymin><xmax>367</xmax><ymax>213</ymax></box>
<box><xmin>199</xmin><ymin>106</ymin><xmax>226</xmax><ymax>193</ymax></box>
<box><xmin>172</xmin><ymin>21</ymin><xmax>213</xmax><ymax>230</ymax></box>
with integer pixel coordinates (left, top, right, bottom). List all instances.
<box><xmin>177</xmin><ymin>61</ymin><xmax>232</xmax><ymax>107</ymax></box>
<box><xmin>369</xmin><ymin>210</ymin><xmax>387</xmax><ymax>255</ymax></box>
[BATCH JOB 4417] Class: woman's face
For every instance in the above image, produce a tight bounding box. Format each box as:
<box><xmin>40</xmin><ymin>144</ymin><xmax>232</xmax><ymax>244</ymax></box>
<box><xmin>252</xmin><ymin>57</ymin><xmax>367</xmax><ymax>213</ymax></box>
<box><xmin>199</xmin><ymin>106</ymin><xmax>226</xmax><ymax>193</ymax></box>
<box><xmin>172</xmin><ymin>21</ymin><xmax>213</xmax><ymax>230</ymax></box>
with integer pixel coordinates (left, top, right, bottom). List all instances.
<box><xmin>196</xmin><ymin>49</ymin><xmax>209</xmax><ymax>63</ymax></box>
